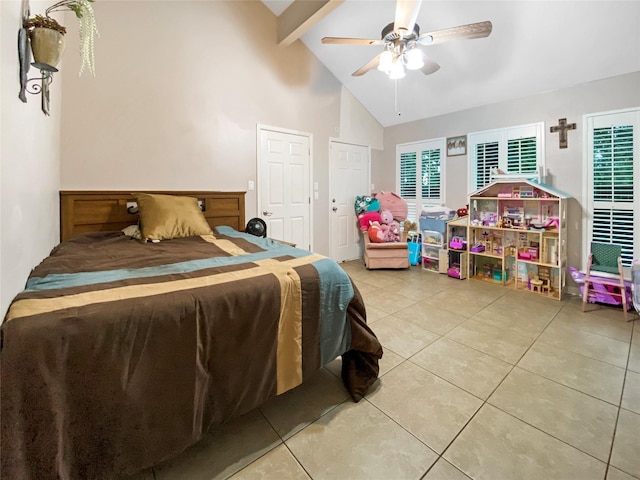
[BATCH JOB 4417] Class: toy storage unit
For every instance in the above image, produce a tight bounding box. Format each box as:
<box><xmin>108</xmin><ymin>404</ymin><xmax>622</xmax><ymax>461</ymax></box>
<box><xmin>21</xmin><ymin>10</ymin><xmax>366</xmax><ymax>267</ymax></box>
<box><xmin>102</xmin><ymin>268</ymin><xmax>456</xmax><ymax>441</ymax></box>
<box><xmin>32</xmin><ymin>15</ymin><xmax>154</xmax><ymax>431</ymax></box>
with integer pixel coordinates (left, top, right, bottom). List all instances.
<box><xmin>447</xmin><ymin>217</ymin><xmax>469</xmax><ymax>279</ymax></box>
<box><xmin>468</xmin><ymin>179</ymin><xmax>569</xmax><ymax>300</ymax></box>
<box><xmin>421</xmin><ymin>229</ymin><xmax>445</xmax><ymax>273</ymax></box>
<box><xmin>419</xmin><ymin>218</ymin><xmax>449</xmax><ymax>273</ymax></box>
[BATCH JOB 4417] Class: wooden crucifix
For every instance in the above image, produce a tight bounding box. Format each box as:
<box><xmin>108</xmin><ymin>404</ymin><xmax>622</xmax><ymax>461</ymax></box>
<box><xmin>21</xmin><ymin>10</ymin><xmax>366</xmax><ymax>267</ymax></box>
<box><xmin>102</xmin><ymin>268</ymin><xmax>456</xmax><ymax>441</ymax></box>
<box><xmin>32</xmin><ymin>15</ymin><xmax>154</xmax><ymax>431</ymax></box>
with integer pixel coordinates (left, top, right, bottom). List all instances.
<box><xmin>550</xmin><ymin>118</ymin><xmax>576</xmax><ymax>149</ymax></box>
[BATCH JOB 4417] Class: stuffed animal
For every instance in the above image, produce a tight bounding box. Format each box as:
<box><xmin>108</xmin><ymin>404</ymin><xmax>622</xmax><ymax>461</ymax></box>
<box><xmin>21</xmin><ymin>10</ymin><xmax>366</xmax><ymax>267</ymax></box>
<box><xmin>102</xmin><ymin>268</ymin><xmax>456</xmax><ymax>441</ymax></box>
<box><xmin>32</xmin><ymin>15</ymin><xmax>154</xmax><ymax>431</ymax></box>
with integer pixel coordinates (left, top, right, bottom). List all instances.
<box><xmin>358</xmin><ymin>211</ymin><xmax>382</xmax><ymax>231</ymax></box>
<box><xmin>367</xmin><ymin>221</ymin><xmax>385</xmax><ymax>243</ymax></box>
<box><xmin>379</xmin><ymin>209</ymin><xmax>393</xmax><ymax>225</ymax></box>
<box><xmin>388</xmin><ymin>220</ymin><xmax>400</xmax><ymax>238</ymax></box>
<box><xmin>354</xmin><ymin>195</ymin><xmax>381</xmax><ymax>214</ymax></box>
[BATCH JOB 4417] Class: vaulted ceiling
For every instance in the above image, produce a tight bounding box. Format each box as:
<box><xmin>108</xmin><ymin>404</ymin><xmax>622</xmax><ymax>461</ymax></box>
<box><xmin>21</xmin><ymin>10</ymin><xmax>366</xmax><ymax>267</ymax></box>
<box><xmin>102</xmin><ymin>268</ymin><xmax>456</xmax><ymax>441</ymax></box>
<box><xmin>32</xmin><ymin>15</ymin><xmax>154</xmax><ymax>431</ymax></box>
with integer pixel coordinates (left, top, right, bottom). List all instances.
<box><xmin>263</xmin><ymin>0</ymin><xmax>640</xmax><ymax>127</ymax></box>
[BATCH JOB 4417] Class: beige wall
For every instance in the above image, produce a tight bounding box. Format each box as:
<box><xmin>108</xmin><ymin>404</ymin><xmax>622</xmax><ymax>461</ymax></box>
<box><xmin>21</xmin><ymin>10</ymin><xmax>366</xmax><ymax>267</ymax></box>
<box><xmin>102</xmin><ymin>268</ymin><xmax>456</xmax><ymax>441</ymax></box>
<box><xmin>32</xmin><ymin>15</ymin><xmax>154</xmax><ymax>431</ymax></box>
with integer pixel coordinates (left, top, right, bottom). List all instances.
<box><xmin>1</xmin><ymin>0</ymin><xmax>61</xmax><ymax>317</ymax></box>
<box><xmin>60</xmin><ymin>0</ymin><xmax>381</xmax><ymax>256</ymax></box>
<box><xmin>379</xmin><ymin>71</ymin><xmax>640</xmax><ymax>289</ymax></box>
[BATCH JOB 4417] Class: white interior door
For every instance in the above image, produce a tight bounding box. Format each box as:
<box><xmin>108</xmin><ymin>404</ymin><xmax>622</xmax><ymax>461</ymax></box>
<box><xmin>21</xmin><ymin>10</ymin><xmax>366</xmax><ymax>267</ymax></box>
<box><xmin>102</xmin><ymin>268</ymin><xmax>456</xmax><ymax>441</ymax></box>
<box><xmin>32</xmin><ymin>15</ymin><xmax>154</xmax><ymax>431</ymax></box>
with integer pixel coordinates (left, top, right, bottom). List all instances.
<box><xmin>329</xmin><ymin>141</ymin><xmax>370</xmax><ymax>262</ymax></box>
<box><xmin>258</xmin><ymin>127</ymin><xmax>311</xmax><ymax>250</ymax></box>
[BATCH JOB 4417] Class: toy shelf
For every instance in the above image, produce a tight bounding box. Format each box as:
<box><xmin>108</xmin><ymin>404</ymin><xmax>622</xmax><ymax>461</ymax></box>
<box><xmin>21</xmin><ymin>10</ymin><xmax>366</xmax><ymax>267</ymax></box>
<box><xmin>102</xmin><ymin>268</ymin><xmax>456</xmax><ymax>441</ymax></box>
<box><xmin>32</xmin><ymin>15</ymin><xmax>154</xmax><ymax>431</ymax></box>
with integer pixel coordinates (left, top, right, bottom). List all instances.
<box><xmin>446</xmin><ymin>217</ymin><xmax>469</xmax><ymax>279</ymax></box>
<box><xmin>467</xmin><ymin>179</ymin><xmax>569</xmax><ymax>300</ymax></box>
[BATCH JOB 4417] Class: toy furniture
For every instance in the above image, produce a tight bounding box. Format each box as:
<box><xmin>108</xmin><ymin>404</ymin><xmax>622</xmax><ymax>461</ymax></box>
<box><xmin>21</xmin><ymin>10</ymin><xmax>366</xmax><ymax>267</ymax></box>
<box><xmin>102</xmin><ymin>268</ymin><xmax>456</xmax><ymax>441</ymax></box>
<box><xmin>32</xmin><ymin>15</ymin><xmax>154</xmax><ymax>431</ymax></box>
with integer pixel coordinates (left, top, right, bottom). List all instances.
<box><xmin>582</xmin><ymin>242</ymin><xmax>630</xmax><ymax>319</ymax></box>
<box><xmin>468</xmin><ymin>179</ymin><xmax>570</xmax><ymax>300</ymax></box>
<box><xmin>362</xmin><ymin>232</ymin><xmax>409</xmax><ymax>269</ymax></box>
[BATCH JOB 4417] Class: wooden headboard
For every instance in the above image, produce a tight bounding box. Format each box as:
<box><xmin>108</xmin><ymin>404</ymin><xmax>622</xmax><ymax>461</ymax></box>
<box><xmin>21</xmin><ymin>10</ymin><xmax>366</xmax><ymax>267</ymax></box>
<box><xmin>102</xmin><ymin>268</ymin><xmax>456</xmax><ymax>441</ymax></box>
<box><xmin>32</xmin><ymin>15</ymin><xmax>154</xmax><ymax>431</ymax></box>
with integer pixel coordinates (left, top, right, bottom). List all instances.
<box><xmin>60</xmin><ymin>191</ymin><xmax>246</xmax><ymax>242</ymax></box>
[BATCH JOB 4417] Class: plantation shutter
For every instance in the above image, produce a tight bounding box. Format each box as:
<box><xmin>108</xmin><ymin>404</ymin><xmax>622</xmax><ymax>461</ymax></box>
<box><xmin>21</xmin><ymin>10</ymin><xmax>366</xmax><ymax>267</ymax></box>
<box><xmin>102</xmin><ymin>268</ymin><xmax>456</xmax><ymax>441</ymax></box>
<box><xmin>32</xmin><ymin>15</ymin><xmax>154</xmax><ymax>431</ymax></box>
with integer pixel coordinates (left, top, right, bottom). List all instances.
<box><xmin>507</xmin><ymin>137</ymin><xmax>537</xmax><ymax>173</ymax></box>
<box><xmin>397</xmin><ymin>139</ymin><xmax>445</xmax><ymax>221</ymax></box>
<box><xmin>399</xmin><ymin>151</ymin><xmax>418</xmax><ymax>221</ymax></box>
<box><xmin>475</xmin><ymin>141</ymin><xmax>499</xmax><ymax>189</ymax></box>
<box><xmin>468</xmin><ymin>123</ymin><xmax>544</xmax><ymax>193</ymax></box>
<box><xmin>589</xmin><ymin>120</ymin><xmax>637</xmax><ymax>266</ymax></box>
<box><xmin>421</xmin><ymin>149</ymin><xmax>441</xmax><ymax>200</ymax></box>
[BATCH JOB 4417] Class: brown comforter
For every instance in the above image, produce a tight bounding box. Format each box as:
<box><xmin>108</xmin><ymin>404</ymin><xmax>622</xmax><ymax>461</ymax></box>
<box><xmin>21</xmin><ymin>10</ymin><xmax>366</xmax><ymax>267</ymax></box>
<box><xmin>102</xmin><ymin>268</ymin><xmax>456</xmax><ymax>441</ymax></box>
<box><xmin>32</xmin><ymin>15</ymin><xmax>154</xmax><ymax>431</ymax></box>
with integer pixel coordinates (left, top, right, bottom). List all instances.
<box><xmin>1</xmin><ymin>228</ymin><xmax>382</xmax><ymax>479</ymax></box>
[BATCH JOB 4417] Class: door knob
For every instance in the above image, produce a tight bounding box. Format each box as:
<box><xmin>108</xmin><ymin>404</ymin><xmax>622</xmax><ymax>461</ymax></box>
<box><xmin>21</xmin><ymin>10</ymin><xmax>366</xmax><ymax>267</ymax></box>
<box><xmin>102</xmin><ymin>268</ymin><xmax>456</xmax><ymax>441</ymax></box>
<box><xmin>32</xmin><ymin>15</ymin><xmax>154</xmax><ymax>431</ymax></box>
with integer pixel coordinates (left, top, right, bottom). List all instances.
<box><xmin>263</xmin><ymin>211</ymin><xmax>273</xmax><ymax>216</ymax></box>
<box><xmin>332</xmin><ymin>207</ymin><xmax>337</xmax><ymax>212</ymax></box>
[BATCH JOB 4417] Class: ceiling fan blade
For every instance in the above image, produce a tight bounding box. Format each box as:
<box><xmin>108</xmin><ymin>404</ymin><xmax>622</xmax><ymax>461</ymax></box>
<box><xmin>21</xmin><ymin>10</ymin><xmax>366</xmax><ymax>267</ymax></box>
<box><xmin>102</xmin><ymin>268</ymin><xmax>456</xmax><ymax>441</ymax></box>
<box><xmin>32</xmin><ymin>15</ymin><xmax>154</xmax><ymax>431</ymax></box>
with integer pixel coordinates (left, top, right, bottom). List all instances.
<box><xmin>322</xmin><ymin>37</ymin><xmax>385</xmax><ymax>45</ymax></box>
<box><xmin>418</xmin><ymin>20</ymin><xmax>493</xmax><ymax>46</ymax></box>
<box><xmin>352</xmin><ymin>53</ymin><xmax>382</xmax><ymax>77</ymax></box>
<box><xmin>394</xmin><ymin>0</ymin><xmax>423</xmax><ymax>35</ymax></box>
<box><xmin>421</xmin><ymin>57</ymin><xmax>440</xmax><ymax>75</ymax></box>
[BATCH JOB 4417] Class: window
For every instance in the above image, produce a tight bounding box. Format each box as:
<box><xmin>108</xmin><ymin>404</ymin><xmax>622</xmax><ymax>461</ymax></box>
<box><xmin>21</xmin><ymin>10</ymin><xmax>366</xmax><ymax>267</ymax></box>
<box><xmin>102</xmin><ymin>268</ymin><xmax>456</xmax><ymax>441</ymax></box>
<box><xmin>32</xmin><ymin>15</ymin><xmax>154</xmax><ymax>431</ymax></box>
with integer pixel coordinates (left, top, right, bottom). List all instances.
<box><xmin>585</xmin><ymin>109</ymin><xmax>639</xmax><ymax>267</ymax></box>
<box><xmin>468</xmin><ymin>123</ymin><xmax>545</xmax><ymax>192</ymax></box>
<box><xmin>397</xmin><ymin>139</ymin><xmax>445</xmax><ymax>221</ymax></box>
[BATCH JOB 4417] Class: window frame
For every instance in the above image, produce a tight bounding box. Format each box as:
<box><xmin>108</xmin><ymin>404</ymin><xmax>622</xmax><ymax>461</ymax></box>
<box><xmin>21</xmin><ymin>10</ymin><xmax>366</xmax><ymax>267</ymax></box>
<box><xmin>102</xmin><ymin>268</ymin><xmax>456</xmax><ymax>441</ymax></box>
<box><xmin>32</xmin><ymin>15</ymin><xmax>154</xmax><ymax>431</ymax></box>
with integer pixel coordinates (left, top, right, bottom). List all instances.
<box><xmin>583</xmin><ymin>108</ymin><xmax>640</xmax><ymax>269</ymax></box>
<box><xmin>396</xmin><ymin>138</ymin><xmax>446</xmax><ymax>222</ymax></box>
<box><xmin>467</xmin><ymin>122</ymin><xmax>545</xmax><ymax>193</ymax></box>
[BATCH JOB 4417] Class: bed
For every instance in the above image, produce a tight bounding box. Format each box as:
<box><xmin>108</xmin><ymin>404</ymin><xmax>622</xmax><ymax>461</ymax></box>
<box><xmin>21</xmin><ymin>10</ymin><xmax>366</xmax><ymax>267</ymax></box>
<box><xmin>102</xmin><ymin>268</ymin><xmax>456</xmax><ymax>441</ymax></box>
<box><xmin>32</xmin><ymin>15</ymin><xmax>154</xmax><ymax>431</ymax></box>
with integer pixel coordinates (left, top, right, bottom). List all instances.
<box><xmin>1</xmin><ymin>191</ymin><xmax>382</xmax><ymax>479</ymax></box>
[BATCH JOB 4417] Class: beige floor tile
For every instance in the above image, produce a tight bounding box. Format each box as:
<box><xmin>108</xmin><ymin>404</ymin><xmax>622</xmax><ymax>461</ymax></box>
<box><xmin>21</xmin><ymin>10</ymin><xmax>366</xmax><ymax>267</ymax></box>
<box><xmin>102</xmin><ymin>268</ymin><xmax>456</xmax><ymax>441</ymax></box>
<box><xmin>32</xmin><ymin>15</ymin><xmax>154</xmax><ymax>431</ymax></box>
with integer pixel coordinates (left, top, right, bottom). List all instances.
<box><xmin>610</xmin><ymin>409</ymin><xmax>640</xmax><ymax>478</ymax></box>
<box><xmin>488</xmin><ymin>367</ymin><xmax>618</xmax><ymax>461</ymax></box>
<box><xmin>377</xmin><ymin>347</ymin><xmax>405</xmax><ymax>376</ymax></box>
<box><xmin>518</xmin><ymin>341</ymin><xmax>625</xmax><ymax>405</ymax></box>
<box><xmin>553</xmin><ymin>308</ymin><xmax>633</xmax><ymax>343</ymax></box>
<box><xmin>445</xmin><ymin>319</ymin><xmax>534</xmax><ymax>364</ymax></box>
<box><xmin>633</xmin><ymin>328</ymin><xmax>640</xmax><ymax>345</ymax></box>
<box><xmin>421</xmin><ymin>291</ymin><xmax>492</xmax><ymax>318</ymax></box>
<box><xmin>622</xmin><ymin>370</ymin><xmax>640</xmax><ymax>414</ymax></box>
<box><xmin>444</xmin><ymin>404</ymin><xmax>606</xmax><ymax>480</ymax></box>
<box><xmin>369</xmin><ymin>315</ymin><xmax>439</xmax><ymax>358</ymax></box>
<box><xmin>361</xmin><ymin>290</ymin><xmax>417</xmax><ymax>315</ymax></box>
<box><xmin>538</xmin><ymin>321</ymin><xmax>630</xmax><ymax>368</ymax></box>
<box><xmin>606</xmin><ymin>466</ymin><xmax>639</xmax><ymax>480</ymax></box>
<box><xmin>395</xmin><ymin>301</ymin><xmax>468</xmax><ymax>336</ymax></box>
<box><xmin>285</xmin><ymin>400</ymin><xmax>437</xmax><ymax>480</ymax></box>
<box><xmin>363</xmin><ymin>305</ymin><xmax>388</xmax><ymax>324</ymax></box>
<box><xmin>424</xmin><ymin>458</ymin><xmax>472</xmax><ymax>479</ymax></box>
<box><xmin>472</xmin><ymin>304</ymin><xmax>554</xmax><ymax>341</ymax></box>
<box><xmin>259</xmin><ymin>369</ymin><xmax>349</xmax><ymax>440</ymax></box>
<box><xmin>228</xmin><ymin>444</ymin><xmax>310</xmax><ymax>480</ymax></box>
<box><xmin>493</xmin><ymin>290</ymin><xmax>563</xmax><ymax>318</ymax></box>
<box><xmin>386</xmin><ymin>279</ymin><xmax>449</xmax><ymax>302</ymax></box>
<box><xmin>366</xmin><ymin>362</ymin><xmax>482</xmax><ymax>453</ymax></box>
<box><xmin>411</xmin><ymin>337</ymin><xmax>512</xmax><ymax>399</ymax></box>
<box><xmin>154</xmin><ymin>409</ymin><xmax>281</xmax><ymax>480</ymax></box>
<box><xmin>629</xmin><ymin>343</ymin><xmax>640</xmax><ymax>373</ymax></box>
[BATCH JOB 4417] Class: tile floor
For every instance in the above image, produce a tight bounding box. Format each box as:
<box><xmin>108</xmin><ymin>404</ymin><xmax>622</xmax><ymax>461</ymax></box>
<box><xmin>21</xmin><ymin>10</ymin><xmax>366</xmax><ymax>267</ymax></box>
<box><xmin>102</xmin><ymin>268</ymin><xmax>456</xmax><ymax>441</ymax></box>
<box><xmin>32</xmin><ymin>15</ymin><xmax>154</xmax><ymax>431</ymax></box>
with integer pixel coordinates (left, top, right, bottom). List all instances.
<box><xmin>130</xmin><ymin>260</ymin><xmax>640</xmax><ymax>480</ymax></box>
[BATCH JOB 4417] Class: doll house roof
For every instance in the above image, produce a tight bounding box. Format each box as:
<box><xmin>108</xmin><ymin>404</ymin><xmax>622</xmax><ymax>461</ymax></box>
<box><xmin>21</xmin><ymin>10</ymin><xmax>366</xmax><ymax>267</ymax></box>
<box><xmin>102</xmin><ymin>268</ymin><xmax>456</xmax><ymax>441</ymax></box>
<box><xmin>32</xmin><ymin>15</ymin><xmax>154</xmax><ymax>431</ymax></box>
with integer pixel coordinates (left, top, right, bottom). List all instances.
<box><xmin>470</xmin><ymin>178</ymin><xmax>571</xmax><ymax>200</ymax></box>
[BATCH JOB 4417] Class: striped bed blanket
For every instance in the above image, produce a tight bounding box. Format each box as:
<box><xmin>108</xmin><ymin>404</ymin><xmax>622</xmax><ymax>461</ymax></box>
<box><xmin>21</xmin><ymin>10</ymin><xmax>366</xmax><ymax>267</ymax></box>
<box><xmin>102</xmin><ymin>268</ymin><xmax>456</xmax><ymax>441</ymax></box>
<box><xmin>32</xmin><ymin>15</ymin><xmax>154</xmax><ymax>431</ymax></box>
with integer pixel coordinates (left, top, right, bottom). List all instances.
<box><xmin>1</xmin><ymin>227</ymin><xmax>382</xmax><ymax>479</ymax></box>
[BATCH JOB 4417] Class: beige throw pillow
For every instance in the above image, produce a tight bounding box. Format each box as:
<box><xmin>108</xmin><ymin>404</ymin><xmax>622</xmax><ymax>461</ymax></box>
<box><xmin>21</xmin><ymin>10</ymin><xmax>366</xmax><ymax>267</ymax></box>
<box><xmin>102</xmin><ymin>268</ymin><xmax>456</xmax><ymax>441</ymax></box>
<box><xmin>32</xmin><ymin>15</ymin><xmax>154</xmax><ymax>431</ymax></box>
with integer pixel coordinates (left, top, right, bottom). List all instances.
<box><xmin>132</xmin><ymin>193</ymin><xmax>213</xmax><ymax>242</ymax></box>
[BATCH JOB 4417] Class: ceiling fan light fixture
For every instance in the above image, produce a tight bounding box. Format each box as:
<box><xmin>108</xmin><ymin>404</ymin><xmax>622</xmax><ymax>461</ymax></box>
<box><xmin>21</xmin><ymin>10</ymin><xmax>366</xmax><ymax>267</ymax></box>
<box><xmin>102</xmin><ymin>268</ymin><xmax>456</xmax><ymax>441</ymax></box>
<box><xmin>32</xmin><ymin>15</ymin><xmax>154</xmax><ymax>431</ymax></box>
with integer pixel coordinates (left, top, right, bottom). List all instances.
<box><xmin>378</xmin><ymin>50</ymin><xmax>393</xmax><ymax>73</ymax></box>
<box><xmin>389</xmin><ymin>58</ymin><xmax>406</xmax><ymax>79</ymax></box>
<box><xmin>404</xmin><ymin>46</ymin><xmax>424</xmax><ymax>70</ymax></box>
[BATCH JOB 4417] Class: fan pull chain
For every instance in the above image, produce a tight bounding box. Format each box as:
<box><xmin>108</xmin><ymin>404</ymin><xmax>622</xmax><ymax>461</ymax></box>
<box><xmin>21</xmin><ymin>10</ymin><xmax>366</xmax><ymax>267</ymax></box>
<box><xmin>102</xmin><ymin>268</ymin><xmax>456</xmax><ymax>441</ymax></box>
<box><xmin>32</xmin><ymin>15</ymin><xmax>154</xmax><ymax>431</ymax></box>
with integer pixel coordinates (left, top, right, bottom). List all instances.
<box><xmin>394</xmin><ymin>79</ymin><xmax>402</xmax><ymax>118</ymax></box>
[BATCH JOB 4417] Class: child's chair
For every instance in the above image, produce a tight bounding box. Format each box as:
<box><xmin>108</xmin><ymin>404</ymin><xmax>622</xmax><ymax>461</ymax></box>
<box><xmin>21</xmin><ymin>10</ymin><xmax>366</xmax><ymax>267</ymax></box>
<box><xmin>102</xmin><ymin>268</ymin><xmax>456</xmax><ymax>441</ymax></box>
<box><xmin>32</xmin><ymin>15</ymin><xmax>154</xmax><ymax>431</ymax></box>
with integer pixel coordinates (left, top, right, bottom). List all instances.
<box><xmin>582</xmin><ymin>242</ymin><xmax>628</xmax><ymax>318</ymax></box>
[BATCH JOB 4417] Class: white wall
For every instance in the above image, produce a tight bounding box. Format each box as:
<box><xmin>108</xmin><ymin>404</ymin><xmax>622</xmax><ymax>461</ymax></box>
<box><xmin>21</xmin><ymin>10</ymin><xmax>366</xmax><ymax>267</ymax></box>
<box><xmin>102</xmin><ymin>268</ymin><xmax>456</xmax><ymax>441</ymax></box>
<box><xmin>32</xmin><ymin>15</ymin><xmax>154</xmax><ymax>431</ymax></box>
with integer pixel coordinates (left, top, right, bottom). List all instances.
<box><xmin>339</xmin><ymin>86</ymin><xmax>384</xmax><ymax>151</ymax></box>
<box><xmin>1</xmin><ymin>0</ymin><xmax>61</xmax><ymax>317</ymax></box>
<box><xmin>378</xmin><ymin>71</ymin><xmax>640</xmax><ymax>287</ymax></box>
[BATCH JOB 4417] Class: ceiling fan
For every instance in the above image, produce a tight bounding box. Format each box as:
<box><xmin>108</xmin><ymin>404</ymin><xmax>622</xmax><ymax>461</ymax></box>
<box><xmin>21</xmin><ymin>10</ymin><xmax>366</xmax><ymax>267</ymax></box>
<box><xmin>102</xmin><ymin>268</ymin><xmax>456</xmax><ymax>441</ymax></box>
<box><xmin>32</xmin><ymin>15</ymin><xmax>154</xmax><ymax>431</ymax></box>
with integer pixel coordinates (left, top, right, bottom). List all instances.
<box><xmin>321</xmin><ymin>0</ymin><xmax>492</xmax><ymax>79</ymax></box>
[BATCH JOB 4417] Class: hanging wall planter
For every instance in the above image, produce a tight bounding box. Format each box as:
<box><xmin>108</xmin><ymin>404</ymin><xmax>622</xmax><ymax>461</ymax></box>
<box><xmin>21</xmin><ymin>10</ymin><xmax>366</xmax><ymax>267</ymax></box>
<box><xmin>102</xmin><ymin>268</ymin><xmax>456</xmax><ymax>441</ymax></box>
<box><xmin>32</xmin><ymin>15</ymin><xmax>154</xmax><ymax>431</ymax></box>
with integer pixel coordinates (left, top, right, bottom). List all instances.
<box><xmin>18</xmin><ymin>0</ymin><xmax>98</xmax><ymax>115</ymax></box>
<box><xmin>30</xmin><ymin>27</ymin><xmax>66</xmax><ymax>70</ymax></box>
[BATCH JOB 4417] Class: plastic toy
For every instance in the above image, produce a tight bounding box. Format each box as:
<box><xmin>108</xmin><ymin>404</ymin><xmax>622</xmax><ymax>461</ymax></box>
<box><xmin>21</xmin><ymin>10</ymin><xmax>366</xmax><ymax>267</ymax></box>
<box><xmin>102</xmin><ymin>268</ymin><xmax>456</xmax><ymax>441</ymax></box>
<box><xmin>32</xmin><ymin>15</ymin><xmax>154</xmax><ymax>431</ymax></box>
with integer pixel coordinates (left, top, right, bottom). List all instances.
<box><xmin>449</xmin><ymin>236</ymin><xmax>466</xmax><ymax>250</ymax></box>
<box><xmin>470</xmin><ymin>244</ymin><xmax>485</xmax><ymax>253</ymax></box>
<box><xmin>448</xmin><ymin>264</ymin><xmax>462</xmax><ymax>279</ymax></box>
<box><xmin>568</xmin><ymin>266</ymin><xmax>633</xmax><ymax>308</ymax></box>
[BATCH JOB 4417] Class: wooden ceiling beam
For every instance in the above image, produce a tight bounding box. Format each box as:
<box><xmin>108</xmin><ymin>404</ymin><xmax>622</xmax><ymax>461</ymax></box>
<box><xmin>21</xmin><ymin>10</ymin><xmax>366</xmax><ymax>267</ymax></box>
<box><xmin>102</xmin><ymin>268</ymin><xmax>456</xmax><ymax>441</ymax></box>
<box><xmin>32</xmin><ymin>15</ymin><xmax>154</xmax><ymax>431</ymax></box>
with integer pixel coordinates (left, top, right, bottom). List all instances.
<box><xmin>277</xmin><ymin>0</ymin><xmax>344</xmax><ymax>47</ymax></box>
